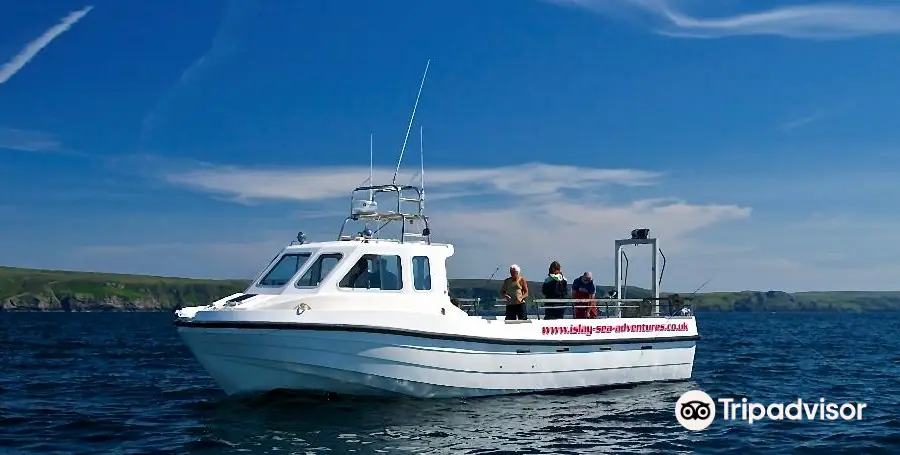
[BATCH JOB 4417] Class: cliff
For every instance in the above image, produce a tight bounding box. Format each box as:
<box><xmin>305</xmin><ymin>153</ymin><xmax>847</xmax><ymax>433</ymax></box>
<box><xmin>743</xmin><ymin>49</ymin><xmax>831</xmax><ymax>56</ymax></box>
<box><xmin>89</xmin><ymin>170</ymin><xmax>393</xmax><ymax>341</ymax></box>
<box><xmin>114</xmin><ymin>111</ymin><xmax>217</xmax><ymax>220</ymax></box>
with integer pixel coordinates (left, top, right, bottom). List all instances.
<box><xmin>0</xmin><ymin>266</ymin><xmax>247</xmax><ymax>312</ymax></box>
<box><xmin>2</xmin><ymin>266</ymin><xmax>899</xmax><ymax>313</ymax></box>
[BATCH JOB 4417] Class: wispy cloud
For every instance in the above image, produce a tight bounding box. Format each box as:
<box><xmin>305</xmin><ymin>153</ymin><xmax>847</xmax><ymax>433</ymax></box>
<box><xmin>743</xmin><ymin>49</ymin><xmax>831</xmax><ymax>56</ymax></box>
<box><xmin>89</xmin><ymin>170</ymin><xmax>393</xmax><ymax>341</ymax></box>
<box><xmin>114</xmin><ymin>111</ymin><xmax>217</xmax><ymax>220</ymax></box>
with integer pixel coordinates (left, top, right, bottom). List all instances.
<box><xmin>778</xmin><ymin>111</ymin><xmax>826</xmax><ymax>131</ymax></box>
<box><xmin>139</xmin><ymin>0</ymin><xmax>256</xmax><ymax>143</ymax></box>
<box><xmin>71</xmin><ymin>158</ymin><xmax>900</xmax><ymax>291</ymax></box>
<box><xmin>0</xmin><ymin>127</ymin><xmax>95</xmax><ymax>157</ymax></box>
<box><xmin>0</xmin><ymin>6</ymin><xmax>93</xmax><ymax>86</ymax></box>
<box><xmin>161</xmin><ymin>162</ymin><xmax>662</xmax><ymax>203</ymax></box>
<box><xmin>140</xmin><ymin>159</ymin><xmax>750</xmax><ymax>287</ymax></box>
<box><xmin>0</xmin><ymin>128</ymin><xmax>61</xmax><ymax>152</ymax></box>
<box><xmin>545</xmin><ymin>0</ymin><xmax>900</xmax><ymax>39</ymax></box>
<box><xmin>41</xmin><ymin>157</ymin><xmax>900</xmax><ymax>291</ymax></box>
<box><xmin>777</xmin><ymin>102</ymin><xmax>852</xmax><ymax>132</ymax></box>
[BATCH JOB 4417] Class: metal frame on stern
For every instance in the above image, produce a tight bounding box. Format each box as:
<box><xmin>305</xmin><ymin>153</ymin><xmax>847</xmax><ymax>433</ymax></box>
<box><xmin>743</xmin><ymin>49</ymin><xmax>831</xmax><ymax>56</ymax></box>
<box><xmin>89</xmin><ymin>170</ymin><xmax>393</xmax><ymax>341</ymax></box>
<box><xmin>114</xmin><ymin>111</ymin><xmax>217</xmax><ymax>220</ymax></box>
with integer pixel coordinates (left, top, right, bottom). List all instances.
<box><xmin>337</xmin><ymin>184</ymin><xmax>432</xmax><ymax>244</ymax></box>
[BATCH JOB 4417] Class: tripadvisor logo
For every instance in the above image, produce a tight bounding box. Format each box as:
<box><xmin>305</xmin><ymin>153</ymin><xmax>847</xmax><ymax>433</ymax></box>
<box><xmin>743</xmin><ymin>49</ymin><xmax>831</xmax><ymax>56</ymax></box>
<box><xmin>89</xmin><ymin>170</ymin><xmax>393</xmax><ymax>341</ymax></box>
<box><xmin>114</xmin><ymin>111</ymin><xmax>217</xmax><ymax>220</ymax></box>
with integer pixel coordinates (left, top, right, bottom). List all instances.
<box><xmin>675</xmin><ymin>390</ymin><xmax>716</xmax><ymax>430</ymax></box>
<box><xmin>675</xmin><ymin>390</ymin><xmax>867</xmax><ymax>430</ymax></box>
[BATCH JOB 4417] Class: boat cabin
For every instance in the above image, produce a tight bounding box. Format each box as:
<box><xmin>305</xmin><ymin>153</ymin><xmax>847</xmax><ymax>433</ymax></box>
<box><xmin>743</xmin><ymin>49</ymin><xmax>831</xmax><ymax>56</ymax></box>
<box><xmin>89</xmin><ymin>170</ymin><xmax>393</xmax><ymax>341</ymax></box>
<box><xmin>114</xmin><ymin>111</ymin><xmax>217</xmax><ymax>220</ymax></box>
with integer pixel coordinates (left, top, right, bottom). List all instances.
<box><xmin>243</xmin><ymin>239</ymin><xmax>454</xmax><ymax>299</ymax></box>
<box><xmin>239</xmin><ymin>183</ymin><xmax>456</xmax><ymax>305</ymax></box>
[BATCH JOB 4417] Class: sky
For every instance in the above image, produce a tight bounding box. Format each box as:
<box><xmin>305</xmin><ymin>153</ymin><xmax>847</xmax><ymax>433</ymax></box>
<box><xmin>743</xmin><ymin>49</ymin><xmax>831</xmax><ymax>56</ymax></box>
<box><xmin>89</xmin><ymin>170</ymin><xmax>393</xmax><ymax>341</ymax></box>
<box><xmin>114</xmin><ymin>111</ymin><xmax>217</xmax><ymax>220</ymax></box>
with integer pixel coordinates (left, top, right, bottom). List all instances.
<box><xmin>2</xmin><ymin>0</ymin><xmax>900</xmax><ymax>292</ymax></box>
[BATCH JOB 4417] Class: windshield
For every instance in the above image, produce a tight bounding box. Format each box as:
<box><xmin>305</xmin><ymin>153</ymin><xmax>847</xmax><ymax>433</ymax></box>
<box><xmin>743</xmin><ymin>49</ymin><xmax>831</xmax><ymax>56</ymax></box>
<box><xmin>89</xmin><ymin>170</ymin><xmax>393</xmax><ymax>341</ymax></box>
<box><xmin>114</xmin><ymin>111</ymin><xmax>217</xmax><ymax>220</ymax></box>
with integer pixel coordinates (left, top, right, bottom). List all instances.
<box><xmin>257</xmin><ymin>253</ymin><xmax>312</xmax><ymax>286</ymax></box>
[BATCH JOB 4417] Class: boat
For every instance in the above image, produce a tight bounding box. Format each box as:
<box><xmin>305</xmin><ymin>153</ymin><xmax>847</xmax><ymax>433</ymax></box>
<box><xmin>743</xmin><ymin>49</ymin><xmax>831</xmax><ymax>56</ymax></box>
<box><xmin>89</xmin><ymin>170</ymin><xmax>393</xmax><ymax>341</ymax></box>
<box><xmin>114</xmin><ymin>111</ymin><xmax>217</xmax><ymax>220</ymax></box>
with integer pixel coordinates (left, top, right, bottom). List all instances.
<box><xmin>173</xmin><ymin>181</ymin><xmax>699</xmax><ymax>397</ymax></box>
<box><xmin>173</xmin><ymin>60</ymin><xmax>700</xmax><ymax>398</ymax></box>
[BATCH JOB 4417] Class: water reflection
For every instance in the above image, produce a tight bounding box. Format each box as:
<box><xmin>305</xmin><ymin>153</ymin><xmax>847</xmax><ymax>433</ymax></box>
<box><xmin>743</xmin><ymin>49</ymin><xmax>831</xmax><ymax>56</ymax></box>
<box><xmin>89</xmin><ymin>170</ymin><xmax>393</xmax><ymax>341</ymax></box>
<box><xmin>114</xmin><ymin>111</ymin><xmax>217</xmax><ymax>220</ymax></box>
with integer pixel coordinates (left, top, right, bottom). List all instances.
<box><xmin>187</xmin><ymin>382</ymin><xmax>703</xmax><ymax>454</ymax></box>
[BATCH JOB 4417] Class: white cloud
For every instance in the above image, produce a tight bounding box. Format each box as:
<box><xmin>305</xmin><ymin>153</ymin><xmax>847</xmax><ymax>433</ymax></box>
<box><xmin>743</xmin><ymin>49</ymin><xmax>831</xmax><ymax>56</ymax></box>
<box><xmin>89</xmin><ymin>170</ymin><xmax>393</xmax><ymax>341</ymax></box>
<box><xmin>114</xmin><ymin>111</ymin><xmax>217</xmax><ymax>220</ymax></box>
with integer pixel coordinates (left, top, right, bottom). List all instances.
<box><xmin>59</xmin><ymin>168</ymin><xmax>900</xmax><ymax>292</ymax></box>
<box><xmin>0</xmin><ymin>6</ymin><xmax>93</xmax><ymax>86</ymax></box>
<box><xmin>0</xmin><ymin>128</ymin><xmax>61</xmax><ymax>152</ymax></box>
<box><xmin>545</xmin><ymin>0</ymin><xmax>900</xmax><ymax>39</ymax></box>
<box><xmin>0</xmin><ymin>127</ymin><xmax>100</xmax><ymax>158</ymax></box>
<box><xmin>57</xmin><ymin>155</ymin><xmax>900</xmax><ymax>291</ymax></box>
<box><xmin>778</xmin><ymin>111</ymin><xmax>826</xmax><ymax>131</ymax></box>
<box><xmin>148</xmin><ymin>160</ymin><xmax>751</xmax><ymax>290</ymax></box>
<box><xmin>164</xmin><ymin>162</ymin><xmax>662</xmax><ymax>202</ymax></box>
<box><xmin>777</xmin><ymin>102</ymin><xmax>852</xmax><ymax>132</ymax></box>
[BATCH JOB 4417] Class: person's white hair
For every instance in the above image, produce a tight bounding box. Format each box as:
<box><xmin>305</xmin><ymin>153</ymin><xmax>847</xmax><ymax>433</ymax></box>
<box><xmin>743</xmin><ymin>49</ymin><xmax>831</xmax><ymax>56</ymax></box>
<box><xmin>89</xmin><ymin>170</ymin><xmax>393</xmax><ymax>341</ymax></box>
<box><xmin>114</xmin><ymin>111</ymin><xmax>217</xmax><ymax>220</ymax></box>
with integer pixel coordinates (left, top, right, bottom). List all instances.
<box><xmin>509</xmin><ymin>264</ymin><xmax>520</xmax><ymax>272</ymax></box>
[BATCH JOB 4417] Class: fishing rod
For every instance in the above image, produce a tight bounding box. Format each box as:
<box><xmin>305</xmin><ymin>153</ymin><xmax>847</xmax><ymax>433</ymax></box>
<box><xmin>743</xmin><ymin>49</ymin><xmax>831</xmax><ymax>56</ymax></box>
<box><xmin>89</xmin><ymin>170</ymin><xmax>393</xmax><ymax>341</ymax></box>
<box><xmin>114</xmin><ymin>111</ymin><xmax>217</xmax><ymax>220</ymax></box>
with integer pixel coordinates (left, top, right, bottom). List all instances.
<box><xmin>469</xmin><ymin>266</ymin><xmax>500</xmax><ymax>316</ymax></box>
<box><xmin>689</xmin><ymin>278</ymin><xmax>711</xmax><ymax>297</ymax></box>
<box><xmin>638</xmin><ymin>277</ymin><xmax>710</xmax><ymax>315</ymax></box>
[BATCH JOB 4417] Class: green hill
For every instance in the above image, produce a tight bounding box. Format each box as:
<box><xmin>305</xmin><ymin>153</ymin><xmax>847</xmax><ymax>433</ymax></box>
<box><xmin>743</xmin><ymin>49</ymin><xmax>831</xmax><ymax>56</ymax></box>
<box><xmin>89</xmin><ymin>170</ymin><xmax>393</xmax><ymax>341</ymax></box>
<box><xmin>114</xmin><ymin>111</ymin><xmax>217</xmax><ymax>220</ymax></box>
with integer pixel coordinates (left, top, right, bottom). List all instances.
<box><xmin>1</xmin><ymin>265</ymin><xmax>899</xmax><ymax>313</ymax></box>
<box><xmin>0</xmin><ymin>266</ymin><xmax>247</xmax><ymax>312</ymax></box>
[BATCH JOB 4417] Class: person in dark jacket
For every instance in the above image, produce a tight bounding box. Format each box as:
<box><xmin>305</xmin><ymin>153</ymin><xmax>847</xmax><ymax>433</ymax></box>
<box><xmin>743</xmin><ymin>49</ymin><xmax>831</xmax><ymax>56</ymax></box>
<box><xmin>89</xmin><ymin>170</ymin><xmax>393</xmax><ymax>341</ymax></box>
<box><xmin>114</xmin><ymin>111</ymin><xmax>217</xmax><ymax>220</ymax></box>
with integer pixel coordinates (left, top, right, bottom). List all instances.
<box><xmin>541</xmin><ymin>261</ymin><xmax>568</xmax><ymax>320</ymax></box>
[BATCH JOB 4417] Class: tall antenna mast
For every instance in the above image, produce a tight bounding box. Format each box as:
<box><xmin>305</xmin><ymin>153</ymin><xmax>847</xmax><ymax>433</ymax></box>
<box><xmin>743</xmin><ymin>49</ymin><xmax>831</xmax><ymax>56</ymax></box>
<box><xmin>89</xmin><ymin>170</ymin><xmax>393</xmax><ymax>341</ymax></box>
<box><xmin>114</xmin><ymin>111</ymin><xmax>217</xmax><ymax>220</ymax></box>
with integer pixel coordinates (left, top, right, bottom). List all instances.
<box><xmin>369</xmin><ymin>133</ymin><xmax>374</xmax><ymax>201</ymax></box>
<box><xmin>391</xmin><ymin>58</ymin><xmax>431</xmax><ymax>186</ymax></box>
<box><xmin>359</xmin><ymin>132</ymin><xmax>375</xmax><ymax>235</ymax></box>
<box><xmin>419</xmin><ymin>125</ymin><xmax>425</xmax><ymax>209</ymax></box>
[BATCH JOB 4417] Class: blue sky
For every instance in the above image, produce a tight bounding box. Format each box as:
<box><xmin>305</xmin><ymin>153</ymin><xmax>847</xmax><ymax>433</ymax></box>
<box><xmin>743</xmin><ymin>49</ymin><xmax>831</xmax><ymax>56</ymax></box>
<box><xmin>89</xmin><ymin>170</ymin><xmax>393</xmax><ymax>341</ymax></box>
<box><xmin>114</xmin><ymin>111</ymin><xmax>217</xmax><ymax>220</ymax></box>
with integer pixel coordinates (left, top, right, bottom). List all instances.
<box><xmin>2</xmin><ymin>0</ymin><xmax>900</xmax><ymax>292</ymax></box>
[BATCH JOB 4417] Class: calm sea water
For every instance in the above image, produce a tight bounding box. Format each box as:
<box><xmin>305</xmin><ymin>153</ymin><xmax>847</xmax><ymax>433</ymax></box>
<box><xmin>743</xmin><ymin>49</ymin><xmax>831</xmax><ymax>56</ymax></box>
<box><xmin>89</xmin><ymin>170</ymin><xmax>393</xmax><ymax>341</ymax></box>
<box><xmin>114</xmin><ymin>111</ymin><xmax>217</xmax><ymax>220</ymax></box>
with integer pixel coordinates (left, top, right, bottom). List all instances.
<box><xmin>1</xmin><ymin>312</ymin><xmax>898</xmax><ymax>454</ymax></box>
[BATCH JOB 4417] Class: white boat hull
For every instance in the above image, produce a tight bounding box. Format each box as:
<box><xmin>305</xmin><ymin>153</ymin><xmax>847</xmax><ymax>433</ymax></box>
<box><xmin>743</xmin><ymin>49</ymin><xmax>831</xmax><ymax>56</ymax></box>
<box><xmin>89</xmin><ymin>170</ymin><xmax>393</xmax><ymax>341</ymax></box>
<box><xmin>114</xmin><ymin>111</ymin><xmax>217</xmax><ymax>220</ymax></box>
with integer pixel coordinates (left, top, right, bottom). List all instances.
<box><xmin>176</xmin><ymin>319</ymin><xmax>697</xmax><ymax>398</ymax></box>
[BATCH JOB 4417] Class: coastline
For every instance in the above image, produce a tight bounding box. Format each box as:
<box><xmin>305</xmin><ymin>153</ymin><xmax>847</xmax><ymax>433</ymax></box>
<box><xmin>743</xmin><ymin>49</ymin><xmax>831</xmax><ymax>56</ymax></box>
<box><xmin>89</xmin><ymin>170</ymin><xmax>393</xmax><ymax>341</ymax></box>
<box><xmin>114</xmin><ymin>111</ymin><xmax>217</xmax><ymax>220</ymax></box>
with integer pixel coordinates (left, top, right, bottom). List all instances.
<box><xmin>2</xmin><ymin>266</ymin><xmax>899</xmax><ymax>313</ymax></box>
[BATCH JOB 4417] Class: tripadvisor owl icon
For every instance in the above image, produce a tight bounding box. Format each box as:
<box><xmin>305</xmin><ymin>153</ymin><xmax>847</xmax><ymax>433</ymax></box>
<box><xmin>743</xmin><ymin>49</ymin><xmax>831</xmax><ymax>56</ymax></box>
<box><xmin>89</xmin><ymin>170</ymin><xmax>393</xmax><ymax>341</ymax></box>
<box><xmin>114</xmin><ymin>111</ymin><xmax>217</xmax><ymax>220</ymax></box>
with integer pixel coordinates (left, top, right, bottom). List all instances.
<box><xmin>676</xmin><ymin>390</ymin><xmax>716</xmax><ymax>431</ymax></box>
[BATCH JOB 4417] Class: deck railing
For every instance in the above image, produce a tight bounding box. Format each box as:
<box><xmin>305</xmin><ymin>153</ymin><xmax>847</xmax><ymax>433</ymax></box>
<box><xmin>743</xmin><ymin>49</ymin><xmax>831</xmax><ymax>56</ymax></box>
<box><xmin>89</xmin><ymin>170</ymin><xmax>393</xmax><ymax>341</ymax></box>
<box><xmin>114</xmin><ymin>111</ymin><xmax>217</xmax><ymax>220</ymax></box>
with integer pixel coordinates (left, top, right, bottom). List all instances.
<box><xmin>450</xmin><ymin>296</ymin><xmax>693</xmax><ymax>319</ymax></box>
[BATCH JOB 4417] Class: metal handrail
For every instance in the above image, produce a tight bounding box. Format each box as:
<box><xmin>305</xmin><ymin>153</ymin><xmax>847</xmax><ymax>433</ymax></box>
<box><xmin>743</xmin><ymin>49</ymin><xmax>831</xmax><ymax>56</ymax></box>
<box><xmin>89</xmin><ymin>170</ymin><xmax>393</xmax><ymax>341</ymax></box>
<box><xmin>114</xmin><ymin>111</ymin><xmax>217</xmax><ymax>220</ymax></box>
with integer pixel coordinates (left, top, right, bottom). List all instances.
<box><xmin>450</xmin><ymin>296</ymin><xmax>693</xmax><ymax>319</ymax></box>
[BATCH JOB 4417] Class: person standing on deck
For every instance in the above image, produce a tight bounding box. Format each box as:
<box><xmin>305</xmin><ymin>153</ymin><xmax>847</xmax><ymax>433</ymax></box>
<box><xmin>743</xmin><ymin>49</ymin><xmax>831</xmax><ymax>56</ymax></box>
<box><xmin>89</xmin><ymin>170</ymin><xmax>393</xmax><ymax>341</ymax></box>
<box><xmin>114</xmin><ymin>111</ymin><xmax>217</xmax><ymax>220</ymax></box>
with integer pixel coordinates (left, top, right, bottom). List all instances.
<box><xmin>500</xmin><ymin>264</ymin><xmax>529</xmax><ymax>320</ymax></box>
<box><xmin>541</xmin><ymin>261</ymin><xmax>568</xmax><ymax>320</ymax></box>
<box><xmin>572</xmin><ymin>271</ymin><xmax>598</xmax><ymax>319</ymax></box>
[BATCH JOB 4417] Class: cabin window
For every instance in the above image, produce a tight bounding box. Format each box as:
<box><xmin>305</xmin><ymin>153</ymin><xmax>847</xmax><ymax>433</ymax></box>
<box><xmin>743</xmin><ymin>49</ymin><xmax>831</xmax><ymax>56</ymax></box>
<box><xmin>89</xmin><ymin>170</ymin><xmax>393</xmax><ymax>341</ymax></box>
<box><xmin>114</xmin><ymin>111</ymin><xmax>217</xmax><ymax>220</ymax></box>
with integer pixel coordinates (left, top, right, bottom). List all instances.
<box><xmin>295</xmin><ymin>253</ymin><xmax>343</xmax><ymax>288</ymax></box>
<box><xmin>258</xmin><ymin>253</ymin><xmax>312</xmax><ymax>287</ymax></box>
<box><xmin>412</xmin><ymin>256</ymin><xmax>431</xmax><ymax>291</ymax></box>
<box><xmin>339</xmin><ymin>254</ymin><xmax>403</xmax><ymax>291</ymax></box>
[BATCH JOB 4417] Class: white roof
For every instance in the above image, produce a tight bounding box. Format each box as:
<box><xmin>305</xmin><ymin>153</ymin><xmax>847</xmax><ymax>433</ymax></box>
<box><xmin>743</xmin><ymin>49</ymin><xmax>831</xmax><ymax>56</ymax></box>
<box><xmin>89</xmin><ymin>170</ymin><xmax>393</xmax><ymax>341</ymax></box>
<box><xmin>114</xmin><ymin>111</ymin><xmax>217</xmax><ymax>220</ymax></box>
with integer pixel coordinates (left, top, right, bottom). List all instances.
<box><xmin>282</xmin><ymin>238</ymin><xmax>455</xmax><ymax>256</ymax></box>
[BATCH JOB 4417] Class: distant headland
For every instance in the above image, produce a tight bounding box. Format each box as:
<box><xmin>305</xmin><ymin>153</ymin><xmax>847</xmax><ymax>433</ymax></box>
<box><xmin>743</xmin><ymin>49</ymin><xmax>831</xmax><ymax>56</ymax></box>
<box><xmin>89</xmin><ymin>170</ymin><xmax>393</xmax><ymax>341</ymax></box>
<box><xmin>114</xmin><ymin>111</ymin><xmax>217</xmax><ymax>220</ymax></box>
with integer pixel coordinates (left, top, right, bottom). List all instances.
<box><xmin>1</xmin><ymin>265</ymin><xmax>899</xmax><ymax>313</ymax></box>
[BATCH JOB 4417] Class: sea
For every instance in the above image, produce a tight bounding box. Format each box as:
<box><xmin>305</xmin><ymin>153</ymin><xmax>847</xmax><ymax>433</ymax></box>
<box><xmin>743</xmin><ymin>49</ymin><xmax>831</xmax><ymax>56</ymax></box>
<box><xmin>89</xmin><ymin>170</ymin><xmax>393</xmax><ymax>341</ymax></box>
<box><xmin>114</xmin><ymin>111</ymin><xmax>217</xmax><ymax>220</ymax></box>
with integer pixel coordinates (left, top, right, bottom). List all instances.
<box><xmin>1</xmin><ymin>311</ymin><xmax>898</xmax><ymax>455</ymax></box>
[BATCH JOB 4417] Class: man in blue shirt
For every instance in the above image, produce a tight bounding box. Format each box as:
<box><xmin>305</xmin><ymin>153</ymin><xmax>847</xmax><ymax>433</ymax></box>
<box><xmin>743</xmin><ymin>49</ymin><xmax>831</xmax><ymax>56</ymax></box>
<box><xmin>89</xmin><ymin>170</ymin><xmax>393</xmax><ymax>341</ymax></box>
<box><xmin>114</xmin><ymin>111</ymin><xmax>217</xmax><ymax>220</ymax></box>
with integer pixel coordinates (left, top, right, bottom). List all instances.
<box><xmin>572</xmin><ymin>271</ymin><xmax>597</xmax><ymax>319</ymax></box>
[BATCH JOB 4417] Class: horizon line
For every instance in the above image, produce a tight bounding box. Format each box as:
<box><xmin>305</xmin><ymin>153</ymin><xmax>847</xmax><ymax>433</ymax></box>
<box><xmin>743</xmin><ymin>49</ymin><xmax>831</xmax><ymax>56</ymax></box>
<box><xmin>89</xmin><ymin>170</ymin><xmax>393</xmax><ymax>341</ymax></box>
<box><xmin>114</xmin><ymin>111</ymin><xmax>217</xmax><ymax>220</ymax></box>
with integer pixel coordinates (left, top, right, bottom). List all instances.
<box><xmin>0</xmin><ymin>264</ymin><xmax>896</xmax><ymax>294</ymax></box>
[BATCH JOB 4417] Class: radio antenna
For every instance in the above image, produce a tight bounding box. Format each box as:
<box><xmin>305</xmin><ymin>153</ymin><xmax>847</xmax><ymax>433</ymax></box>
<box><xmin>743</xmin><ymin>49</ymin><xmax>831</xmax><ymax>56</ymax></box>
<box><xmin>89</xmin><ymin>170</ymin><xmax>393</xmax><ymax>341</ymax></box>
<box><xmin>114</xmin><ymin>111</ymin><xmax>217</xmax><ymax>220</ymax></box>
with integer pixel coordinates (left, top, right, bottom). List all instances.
<box><xmin>391</xmin><ymin>58</ymin><xmax>431</xmax><ymax>186</ymax></box>
<box><xmin>369</xmin><ymin>133</ymin><xmax>374</xmax><ymax>201</ymax></box>
<box><xmin>419</xmin><ymin>125</ymin><xmax>425</xmax><ymax>208</ymax></box>
<box><xmin>363</xmin><ymin>133</ymin><xmax>376</xmax><ymax>234</ymax></box>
